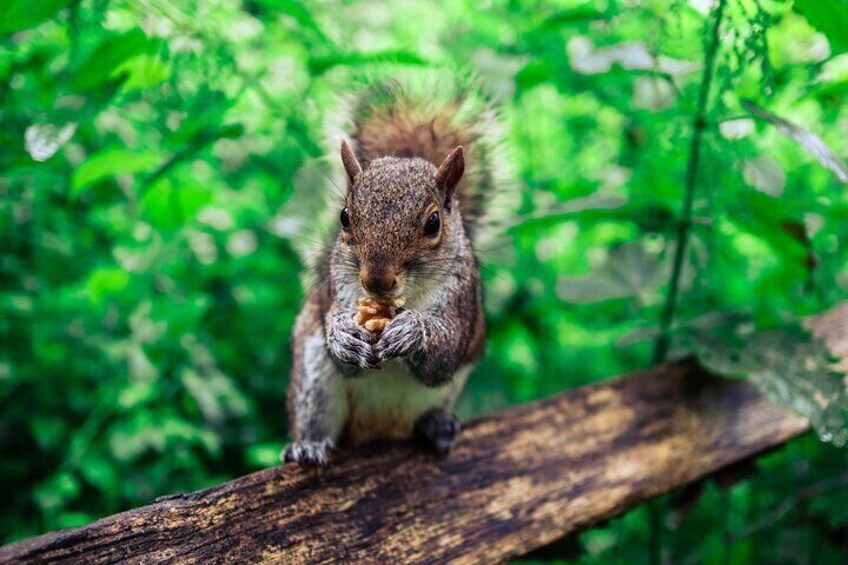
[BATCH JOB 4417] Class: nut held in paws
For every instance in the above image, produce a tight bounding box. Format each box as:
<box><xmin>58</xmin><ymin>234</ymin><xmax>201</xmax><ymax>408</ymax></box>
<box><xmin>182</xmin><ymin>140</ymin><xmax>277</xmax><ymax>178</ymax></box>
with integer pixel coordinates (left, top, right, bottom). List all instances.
<box><xmin>352</xmin><ymin>296</ymin><xmax>406</xmax><ymax>337</ymax></box>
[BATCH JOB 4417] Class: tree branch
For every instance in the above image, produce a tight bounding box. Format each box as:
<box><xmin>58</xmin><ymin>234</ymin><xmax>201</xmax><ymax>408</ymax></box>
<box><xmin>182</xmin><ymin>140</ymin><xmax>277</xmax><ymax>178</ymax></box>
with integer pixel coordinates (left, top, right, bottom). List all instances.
<box><xmin>0</xmin><ymin>360</ymin><xmax>809</xmax><ymax>564</ymax></box>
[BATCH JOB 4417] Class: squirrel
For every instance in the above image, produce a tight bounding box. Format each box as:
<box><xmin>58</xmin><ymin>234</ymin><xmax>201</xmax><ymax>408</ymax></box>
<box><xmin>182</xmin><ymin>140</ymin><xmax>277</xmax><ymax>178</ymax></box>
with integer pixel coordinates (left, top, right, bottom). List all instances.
<box><xmin>283</xmin><ymin>76</ymin><xmax>508</xmax><ymax>466</ymax></box>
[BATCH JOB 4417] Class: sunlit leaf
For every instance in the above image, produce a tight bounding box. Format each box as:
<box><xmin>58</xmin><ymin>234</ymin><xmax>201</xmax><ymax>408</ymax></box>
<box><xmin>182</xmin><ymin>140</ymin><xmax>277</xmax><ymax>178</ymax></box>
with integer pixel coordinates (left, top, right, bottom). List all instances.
<box><xmin>85</xmin><ymin>268</ymin><xmax>130</xmax><ymax>304</ymax></box>
<box><xmin>72</xmin><ymin>28</ymin><xmax>156</xmax><ymax>91</ymax></box>
<box><xmin>71</xmin><ymin>148</ymin><xmax>160</xmax><ymax>197</ymax></box>
<box><xmin>742</xmin><ymin>99</ymin><xmax>848</xmax><ymax>183</ymax></box>
<box><xmin>113</xmin><ymin>54</ymin><xmax>171</xmax><ymax>91</ymax></box>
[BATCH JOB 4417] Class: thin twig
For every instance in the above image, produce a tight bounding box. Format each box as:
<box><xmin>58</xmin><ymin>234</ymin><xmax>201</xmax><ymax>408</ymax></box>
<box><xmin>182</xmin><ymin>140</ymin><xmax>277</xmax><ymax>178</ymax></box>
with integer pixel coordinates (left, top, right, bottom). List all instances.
<box><xmin>652</xmin><ymin>0</ymin><xmax>728</xmax><ymax>365</ymax></box>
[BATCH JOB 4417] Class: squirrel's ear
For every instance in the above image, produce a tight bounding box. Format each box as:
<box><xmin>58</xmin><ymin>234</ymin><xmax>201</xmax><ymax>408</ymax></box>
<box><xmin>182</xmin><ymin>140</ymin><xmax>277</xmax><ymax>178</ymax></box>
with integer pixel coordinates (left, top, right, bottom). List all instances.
<box><xmin>341</xmin><ymin>140</ymin><xmax>362</xmax><ymax>185</ymax></box>
<box><xmin>435</xmin><ymin>146</ymin><xmax>464</xmax><ymax>211</ymax></box>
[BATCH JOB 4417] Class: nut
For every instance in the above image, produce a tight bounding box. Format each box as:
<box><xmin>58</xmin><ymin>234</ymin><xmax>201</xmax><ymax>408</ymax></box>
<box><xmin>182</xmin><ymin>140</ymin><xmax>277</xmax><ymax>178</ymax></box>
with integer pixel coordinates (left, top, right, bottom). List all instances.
<box><xmin>353</xmin><ymin>296</ymin><xmax>405</xmax><ymax>336</ymax></box>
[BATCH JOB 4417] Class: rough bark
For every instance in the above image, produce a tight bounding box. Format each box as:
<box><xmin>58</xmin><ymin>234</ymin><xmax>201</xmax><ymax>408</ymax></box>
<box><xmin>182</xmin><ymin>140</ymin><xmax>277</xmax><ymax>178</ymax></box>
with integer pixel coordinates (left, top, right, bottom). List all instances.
<box><xmin>0</xmin><ymin>359</ymin><xmax>809</xmax><ymax>564</ymax></box>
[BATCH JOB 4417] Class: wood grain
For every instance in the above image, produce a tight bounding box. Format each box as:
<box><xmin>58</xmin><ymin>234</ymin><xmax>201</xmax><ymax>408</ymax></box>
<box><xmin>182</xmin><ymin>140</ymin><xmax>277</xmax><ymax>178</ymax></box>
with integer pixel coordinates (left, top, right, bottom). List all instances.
<box><xmin>0</xmin><ymin>359</ymin><xmax>809</xmax><ymax>564</ymax></box>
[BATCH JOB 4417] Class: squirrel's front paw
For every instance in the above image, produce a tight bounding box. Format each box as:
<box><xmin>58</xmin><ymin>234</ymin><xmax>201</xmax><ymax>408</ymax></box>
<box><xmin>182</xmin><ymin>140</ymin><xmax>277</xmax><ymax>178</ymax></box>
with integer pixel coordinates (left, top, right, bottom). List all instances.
<box><xmin>376</xmin><ymin>309</ymin><xmax>425</xmax><ymax>361</ymax></box>
<box><xmin>327</xmin><ymin>312</ymin><xmax>379</xmax><ymax>369</ymax></box>
<box><xmin>282</xmin><ymin>438</ymin><xmax>335</xmax><ymax>467</ymax></box>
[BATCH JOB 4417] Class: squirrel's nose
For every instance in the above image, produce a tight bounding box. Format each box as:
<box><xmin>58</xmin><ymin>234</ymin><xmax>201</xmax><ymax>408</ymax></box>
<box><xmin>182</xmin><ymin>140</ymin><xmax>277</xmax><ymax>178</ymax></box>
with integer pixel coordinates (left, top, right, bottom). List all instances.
<box><xmin>360</xmin><ymin>266</ymin><xmax>398</xmax><ymax>296</ymax></box>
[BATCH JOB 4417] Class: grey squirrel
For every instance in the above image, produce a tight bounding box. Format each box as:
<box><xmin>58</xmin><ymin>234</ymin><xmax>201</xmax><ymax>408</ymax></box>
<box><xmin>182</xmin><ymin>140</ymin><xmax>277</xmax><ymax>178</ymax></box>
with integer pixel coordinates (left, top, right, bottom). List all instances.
<box><xmin>284</xmin><ymin>77</ymin><xmax>507</xmax><ymax>466</ymax></box>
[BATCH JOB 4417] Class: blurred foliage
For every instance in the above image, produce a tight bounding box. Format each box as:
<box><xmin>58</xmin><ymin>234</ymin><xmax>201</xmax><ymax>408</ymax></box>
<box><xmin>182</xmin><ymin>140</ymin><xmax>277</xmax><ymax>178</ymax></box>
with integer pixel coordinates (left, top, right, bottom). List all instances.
<box><xmin>1</xmin><ymin>0</ymin><xmax>847</xmax><ymax>561</ymax></box>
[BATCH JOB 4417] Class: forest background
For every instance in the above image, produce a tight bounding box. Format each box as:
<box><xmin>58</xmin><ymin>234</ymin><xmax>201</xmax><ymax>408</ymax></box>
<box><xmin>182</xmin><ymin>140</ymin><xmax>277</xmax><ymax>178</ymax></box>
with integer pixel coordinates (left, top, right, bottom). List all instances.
<box><xmin>2</xmin><ymin>0</ymin><xmax>848</xmax><ymax>562</ymax></box>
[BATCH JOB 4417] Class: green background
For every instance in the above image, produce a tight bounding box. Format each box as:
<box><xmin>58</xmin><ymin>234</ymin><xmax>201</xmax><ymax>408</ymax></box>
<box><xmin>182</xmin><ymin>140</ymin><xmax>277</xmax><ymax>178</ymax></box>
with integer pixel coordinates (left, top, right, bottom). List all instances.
<box><xmin>2</xmin><ymin>0</ymin><xmax>848</xmax><ymax>562</ymax></box>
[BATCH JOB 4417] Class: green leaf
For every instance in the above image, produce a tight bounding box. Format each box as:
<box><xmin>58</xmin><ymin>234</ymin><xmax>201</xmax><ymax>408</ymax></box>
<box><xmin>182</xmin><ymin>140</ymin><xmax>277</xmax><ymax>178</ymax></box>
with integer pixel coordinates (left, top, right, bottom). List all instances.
<box><xmin>0</xmin><ymin>0</ymin><xmax>66</xmax><ymax>36</ymax></box>
<box><xmin>117</xmin><ymin>381</ymin><xmax>159</xmax><ymax>410</ymax></box>
<box><xmin>814</xmin><ymin>77</ymin><xmax>848</xmax><ymax>103</ymax></box>
<box><xmin>692</xmin><ymin>325</ymin><xmax>848</xmax><ymax>447</ymax></box>
<box><xmin>217</xmin><ymin>124</ymin><xmax>245</xmax><ymax>140</ymax></box>
<box><xmin>308</xmin><ymin>50</ymin><xmax>427</xmax><ymax>75</ymax></box>
<box><xmin>140</xmin><ymin>178</ymin><xmax>212</xmax><ymax>229</ymax></box>
<box><xmin>113</xmin><ymin>54</ymin><xmax>171</xmax><ymax>91</ymax></box>
<box><xmin>254</xmin><ymin>0</ymin><xmax>328</xmax><ymax>41</ymax></box>
<box><xmin>71</xmin><ymin>148</ymin><xmax>160</xmax><ymax>197</ymax></box>
<box><xmin>742</xmin><ymin>99</ymin><xmax>848</xmax><ymax>183</ymax></box>
<box><xmin>556</xmin><ymin>240</ymin><xmax>675</xmax><ymax>305</ymax></box>
<box><xmin>515</xmin><ymin>61</ymin><xmax>555</xmax><ymax>92</ymax></box>
<box><xmin>535</xmin><ymin>5</ymin><xmax>606</xmax><ymax>31</ymax></box>
<box><xmin>794</xmin><ymin>0</ymin><xmax>848</xmax><ymax>54</ymax></box>
<box><xmin>34</xmin><ymin>472</ymin><xmax>80</xmax><ymax>511</ymax></box>
<box><xmin>85</xmin><ymin>268</ymin><xmax>130</xmax><ymax>304</ymax></box>
<box><xmin>72</xmin><ymin>28</ymin><xmax>156</xmax><ymax>91</ymax></box>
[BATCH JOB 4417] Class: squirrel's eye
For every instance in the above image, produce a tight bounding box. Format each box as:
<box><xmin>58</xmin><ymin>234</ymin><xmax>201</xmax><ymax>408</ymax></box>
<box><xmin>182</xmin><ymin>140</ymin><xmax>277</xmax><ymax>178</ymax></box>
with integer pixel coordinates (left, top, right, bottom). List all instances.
<box><xmin>424</xmin><ymin>211</ymin><xmax>440</xmax><ymax>238</ymax></box>
<box><xmin>340</xmin><ymin>207</ymin><xmax>351</xmax><ymax>231</ymax></box>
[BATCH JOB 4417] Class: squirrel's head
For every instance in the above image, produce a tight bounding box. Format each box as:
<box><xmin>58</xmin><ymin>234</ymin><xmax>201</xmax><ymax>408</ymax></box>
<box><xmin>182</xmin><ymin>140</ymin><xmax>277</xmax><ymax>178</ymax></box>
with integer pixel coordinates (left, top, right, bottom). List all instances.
<box><xmin>337</xmin><ymin>140</ymin><xmax>465</xmax><ymax>299</ymax></box>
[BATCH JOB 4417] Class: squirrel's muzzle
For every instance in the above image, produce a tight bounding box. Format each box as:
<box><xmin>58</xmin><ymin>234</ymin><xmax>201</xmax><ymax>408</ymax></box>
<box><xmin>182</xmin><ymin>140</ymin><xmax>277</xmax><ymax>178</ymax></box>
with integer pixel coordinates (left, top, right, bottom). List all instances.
<box><xmin>360</xmin><ymin>265</ymin><xmax>399</xmax><ymax>296</ymax></box>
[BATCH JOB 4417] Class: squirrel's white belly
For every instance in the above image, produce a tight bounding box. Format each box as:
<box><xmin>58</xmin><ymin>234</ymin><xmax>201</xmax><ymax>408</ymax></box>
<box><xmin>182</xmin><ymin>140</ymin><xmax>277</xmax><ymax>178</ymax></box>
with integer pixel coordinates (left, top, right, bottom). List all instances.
<box><xmin>343</xmin><ymin>362</ymin><xmax>470</xmax><ymax>445</ymax></box>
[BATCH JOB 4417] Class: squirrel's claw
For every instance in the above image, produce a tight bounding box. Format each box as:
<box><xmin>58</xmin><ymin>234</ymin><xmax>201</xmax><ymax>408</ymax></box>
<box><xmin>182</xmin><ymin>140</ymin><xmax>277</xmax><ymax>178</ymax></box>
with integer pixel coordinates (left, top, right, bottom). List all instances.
<box><xmin>327</xmin><ymin>311</ymin><xmax>381</xmax><ymax>369</ymax></box>
<box><xmin>282</xmin><ymin>439</ymin><xmax>335</xmax><ymax>467</ymax></box>
<box><xmin>376</xmin><ymin>309</ymin><xmax>425</xmax><ymax>361</ymax></box>
<box><xmin>328</xmin><ymin>336</ymin><xmax>379</xmax><ymax>369</ymax></box>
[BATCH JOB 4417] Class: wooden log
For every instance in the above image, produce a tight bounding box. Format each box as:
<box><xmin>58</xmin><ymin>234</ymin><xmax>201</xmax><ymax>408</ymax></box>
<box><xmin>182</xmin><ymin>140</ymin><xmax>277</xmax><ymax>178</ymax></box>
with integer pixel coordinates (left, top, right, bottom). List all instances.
<box><xmin>0</xmin><ymin>359</ymin><xmax>809</xmax><ymax>564</ymax></box>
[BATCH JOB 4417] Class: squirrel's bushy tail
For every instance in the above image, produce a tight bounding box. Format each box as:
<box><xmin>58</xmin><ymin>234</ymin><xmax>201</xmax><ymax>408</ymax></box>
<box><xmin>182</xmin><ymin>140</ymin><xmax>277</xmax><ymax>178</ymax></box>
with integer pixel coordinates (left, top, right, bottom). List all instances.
<box><xmin>338</xmin><ymin>72</ymin><xmax>515</xmax><ymax>241</ymax></box>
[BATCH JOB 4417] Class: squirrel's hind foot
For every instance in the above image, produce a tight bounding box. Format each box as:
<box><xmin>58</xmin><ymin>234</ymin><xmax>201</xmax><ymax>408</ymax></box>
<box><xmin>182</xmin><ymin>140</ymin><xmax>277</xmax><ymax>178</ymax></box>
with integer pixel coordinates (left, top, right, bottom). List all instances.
<box><xmin>414</xmin><ymin>408</ymin><xmax>460</xmax><ymax>458</ymax></box>
<box><xmin>282</xmin><ymin>438</ymin><xmax>335</xmax><ymax>467</ymax></box>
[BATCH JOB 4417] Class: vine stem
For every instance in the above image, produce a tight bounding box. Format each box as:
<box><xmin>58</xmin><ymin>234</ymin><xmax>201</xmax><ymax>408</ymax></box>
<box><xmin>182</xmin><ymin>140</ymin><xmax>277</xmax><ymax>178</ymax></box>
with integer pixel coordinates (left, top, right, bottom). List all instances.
<box><xmin>652</xmin><ymin>0</ymin><xmax>728</xmax><ymax>365</ymax></box>
<box><xmin>648</xmin><ymin>3</ymin><xmax>728</xmax><ymax>564</ymax></box>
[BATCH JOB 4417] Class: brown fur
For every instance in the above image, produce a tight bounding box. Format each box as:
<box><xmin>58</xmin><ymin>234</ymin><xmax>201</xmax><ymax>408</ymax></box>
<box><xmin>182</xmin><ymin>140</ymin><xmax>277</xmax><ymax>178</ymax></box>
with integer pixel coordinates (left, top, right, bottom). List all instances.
<box><xmin>355</xmin><ymin>106</ymin><xmax>473</xmax><ymax>167</ymax></box>
<box><xmin>284</xmin><ymin>77</ymin><xmax>503</xmax><ymax>466</ymax></box>
<box><xmin>346</xmin><ymin>79</ymin><xmax>500</xmax><ymax>235</ymax></box>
